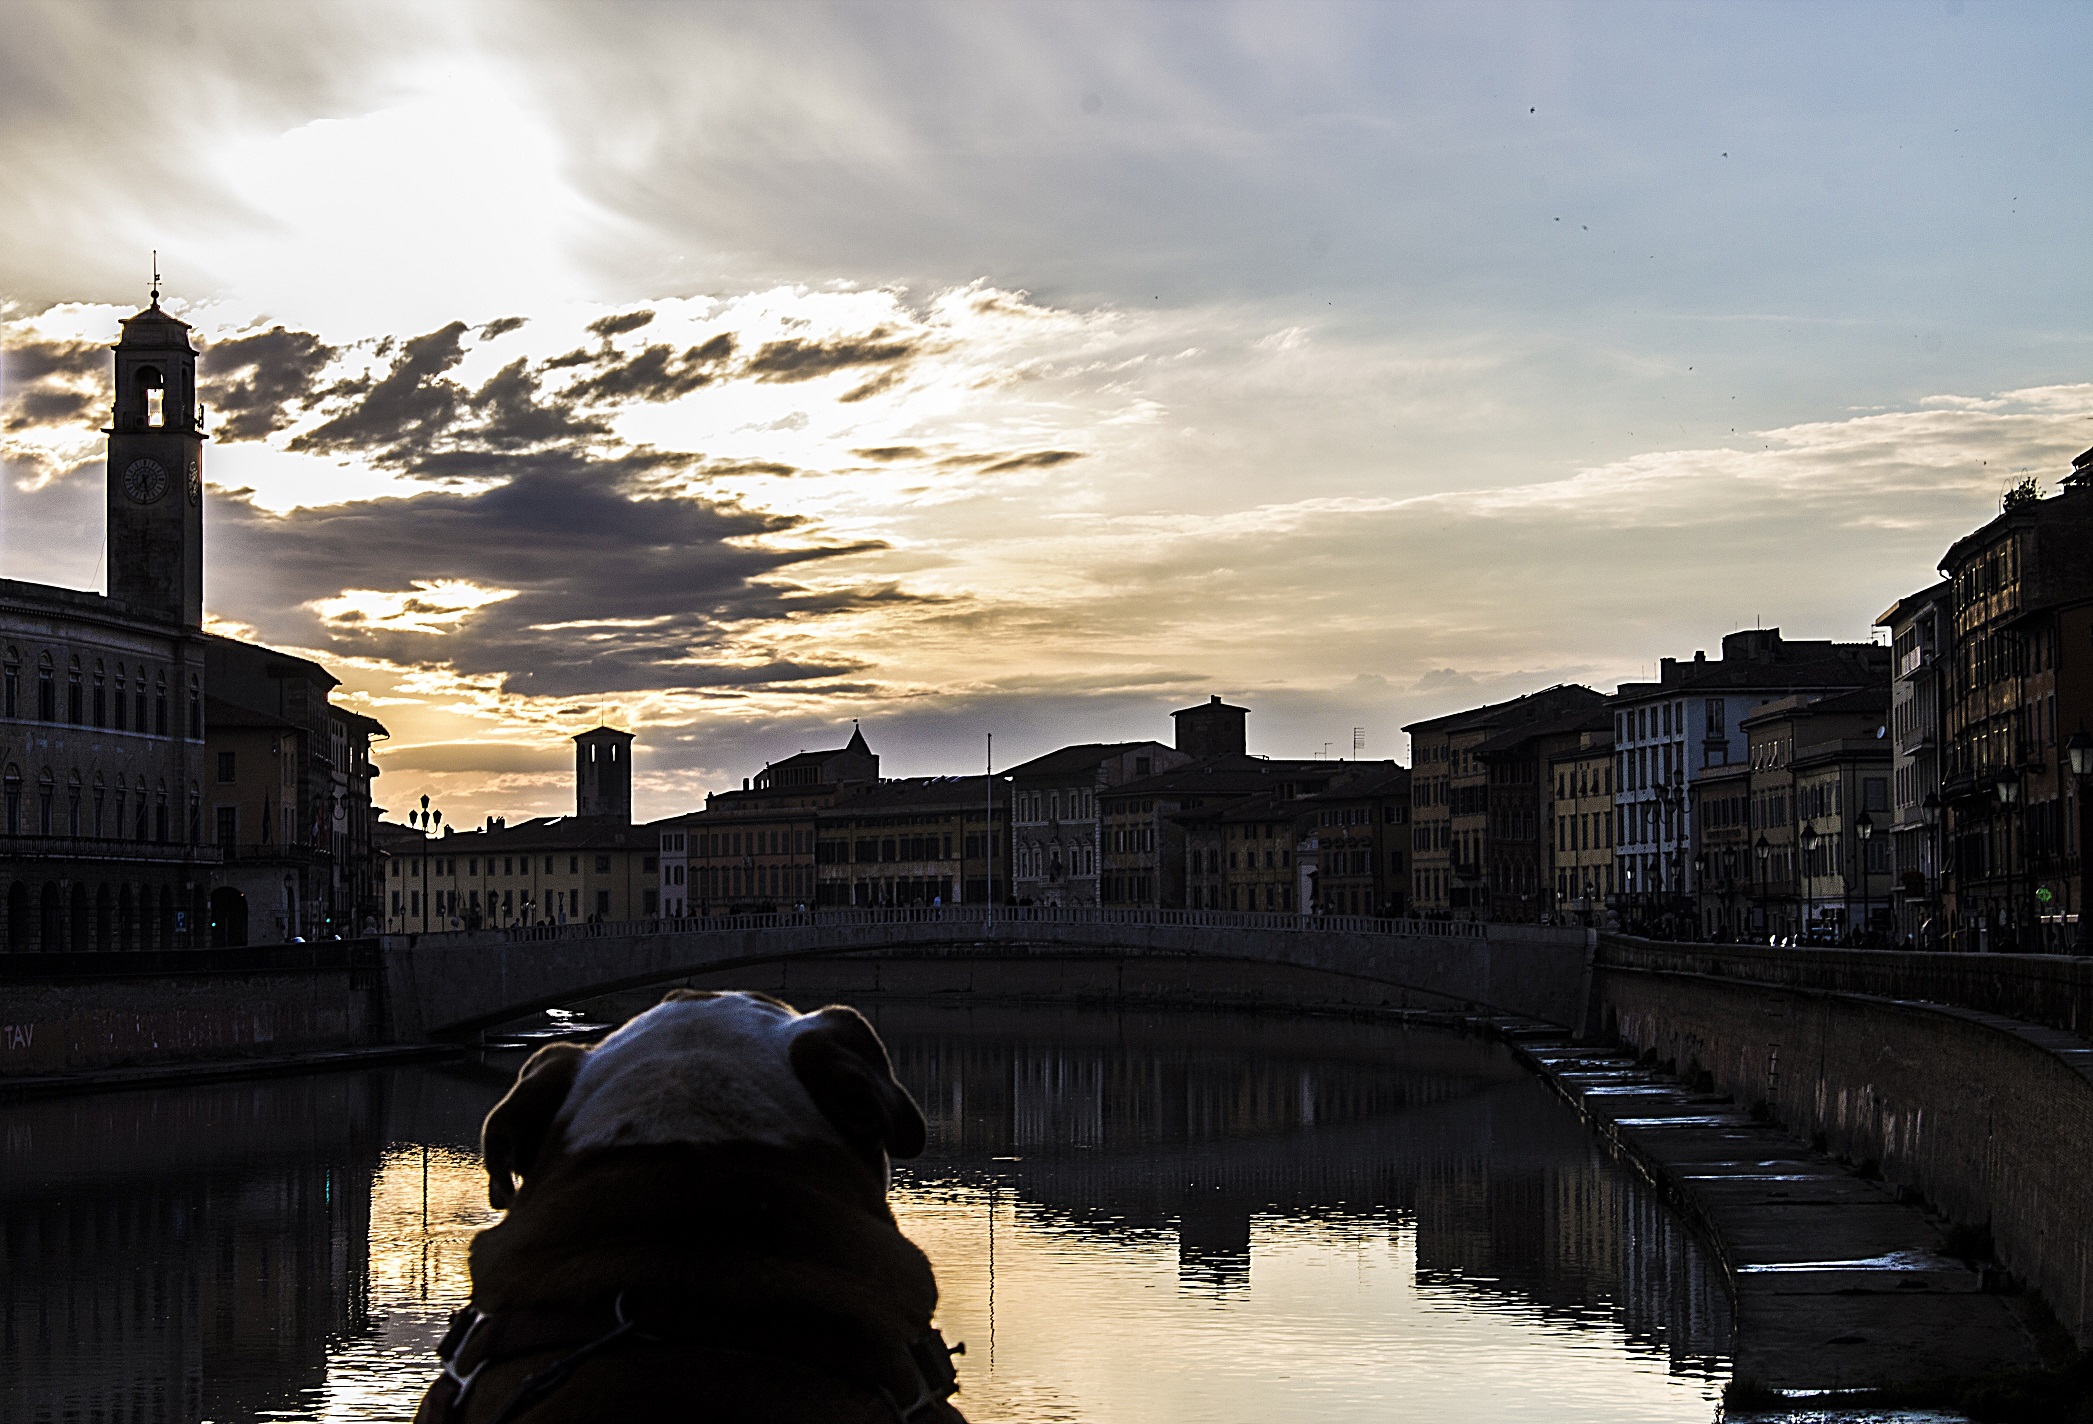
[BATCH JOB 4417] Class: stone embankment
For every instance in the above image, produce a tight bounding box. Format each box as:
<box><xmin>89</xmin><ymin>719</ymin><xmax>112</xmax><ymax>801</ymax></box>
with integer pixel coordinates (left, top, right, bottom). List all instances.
<box><xmin>1504</xmin><ymin>1021</ymin><xmax>2049</xmax><ymax>1399</ymax></box>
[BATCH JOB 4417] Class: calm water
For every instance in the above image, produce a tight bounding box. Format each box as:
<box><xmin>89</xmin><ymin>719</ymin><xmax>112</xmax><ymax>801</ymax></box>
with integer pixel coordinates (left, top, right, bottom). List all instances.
<box><xmin>3</xmin><ymin>1005</ymin><xmax>1744</xmax><ymax>1423</ymax></box>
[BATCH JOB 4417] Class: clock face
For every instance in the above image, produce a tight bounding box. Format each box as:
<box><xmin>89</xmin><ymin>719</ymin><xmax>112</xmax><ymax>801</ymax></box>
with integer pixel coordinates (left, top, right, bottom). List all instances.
<box><xmin>122</xmin><ymin>457</ymin><xmax>168</xmax><ymax>505</ymax></box>
<box><xmin>186</xmin><ymin>457</ymin><xmax>201</xmax><ymax>506</ymax></box>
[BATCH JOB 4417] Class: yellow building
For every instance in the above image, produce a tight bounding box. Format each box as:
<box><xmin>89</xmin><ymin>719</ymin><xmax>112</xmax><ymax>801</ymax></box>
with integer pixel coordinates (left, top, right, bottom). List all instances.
<box><xmin>1549</xmin><ymin>729</ymin><xmax>1615</xmax><ymax>926</ymax></box>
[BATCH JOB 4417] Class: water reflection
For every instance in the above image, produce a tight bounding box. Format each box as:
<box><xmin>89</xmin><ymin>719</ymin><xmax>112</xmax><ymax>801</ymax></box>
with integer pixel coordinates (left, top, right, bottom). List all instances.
<box><xmin>2</xmin><ymin>1006</ymin><xmax>1738</xmax><ymax>1423</ymax></box>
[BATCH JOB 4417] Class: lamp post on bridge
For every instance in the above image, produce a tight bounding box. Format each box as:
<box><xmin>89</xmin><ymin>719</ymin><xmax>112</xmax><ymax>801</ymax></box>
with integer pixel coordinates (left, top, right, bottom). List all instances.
<box><xmin>1799</xmin><ymin>822</ymin><xmax>1820</xmax><ymax>945</ymax></box>
<box><xmin>411</xmin><ymin>794</ymin><xmax>444</xmax><ymax>933</ymax></box>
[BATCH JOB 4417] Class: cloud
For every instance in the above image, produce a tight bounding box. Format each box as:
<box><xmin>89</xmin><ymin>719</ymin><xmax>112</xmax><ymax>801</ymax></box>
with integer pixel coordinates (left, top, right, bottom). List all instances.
<box><xmin>853</xmin><ymin>445</ymin><xmax>928</xmax><ymax>462</ymax></box>
<box><xmin>563</xmin><ymin>332</ymin><xmax>736</xmax><ymax>403</ymax></box>
<box><xmin>200</xmin><ymin>324</ymin><xmax>338</xmax><ymax>441</ymax></box>
<box><xmin>0</xmin><ymin>336</ymin><xmax>104</xmax><ymax>435</ymax></box>
<box><xmin>743</xmin><ymin>328</ymin><xmax>919</xmax><ymax>383</ymax></box>
<box><xmin>207</xmin><ymin>448</ymin><xmax>920</xmax><ymax>697</ymax></box>
<box><xmin>979</xmin><ymin>449</ymin><xmax>1087</xmax><ymax>473</ymax></box>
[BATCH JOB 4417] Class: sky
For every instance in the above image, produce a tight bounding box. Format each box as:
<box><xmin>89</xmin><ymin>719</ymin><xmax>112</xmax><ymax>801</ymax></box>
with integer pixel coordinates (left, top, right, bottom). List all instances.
<box><xmin>2</xmin><ymin>0</ymin><xmax>2091</xmax><ymax>824</ymax></box>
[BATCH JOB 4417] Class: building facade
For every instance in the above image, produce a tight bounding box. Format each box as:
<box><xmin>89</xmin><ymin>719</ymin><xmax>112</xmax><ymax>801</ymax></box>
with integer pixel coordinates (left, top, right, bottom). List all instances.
<box><xmin>1610</xmin><ymin>629</ymin><xmax>1888</xmax><ymax>937</ymax></box>
<box><xmin>1294</xmin><ymin>766</ymin><xmax>1411</xmax><ymax>917</ymax></box>
<box><xmin>2</xmin><ymin>289</ymin><xmax>384</xmax><ymax>949</ymax></box>
<box><xmin>813</xmin><ymin>775</ymin><xmax>1007</xmax><ymax>907</ymax></box>
<box><xmin>1403</xmin><ymin>686</ymin><xmax>1606</xmax><ymax>921</ymax></box>
<box><xmin>1007</xmin><ymin>740</ymin><xmax>1186</xmax><ymax>906</ymax></box>
<box><xmin>1936</xmin><ymin>465</ymin><xmax>2093</xmax><ymax>951</ymax></box>
<box><xmin>1548</xmin><ymin>729</ymin><xmax>1616</xmax><ymax>926</ymax></box>
<box><xmin>1876</xmin><ymin>581</ymin><xmax>1950</xmax><ymax>946</ymax></box>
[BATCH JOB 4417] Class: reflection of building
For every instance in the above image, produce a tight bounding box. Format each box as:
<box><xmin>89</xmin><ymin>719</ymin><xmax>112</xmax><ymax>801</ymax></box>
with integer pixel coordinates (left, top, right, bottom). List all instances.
<box><xmin>879</xmin><ymin>1006</ymin><xmax>1732</xmax><ymax>1371</ymax></box>
<box><xmin>0</xmin><ymin>288</ymin><xmax>383</xmax><ymax>948</ymax></box>
<box><xmin>0</xmin><ymin>1073</ymin><xmax>383</xmax><ymax>1422</ymax></box>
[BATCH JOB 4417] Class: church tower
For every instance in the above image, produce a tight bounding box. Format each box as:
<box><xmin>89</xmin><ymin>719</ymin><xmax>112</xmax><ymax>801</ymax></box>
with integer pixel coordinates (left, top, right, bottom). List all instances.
<box><xmin>106</xmin><ymin>280</ymin><xmax>205</xmax><ymax>627</ymax></box>
<box><xmin>573</xmin><ymin>726</ymin><xmax>635</xmax><ymax>822</ymax></box>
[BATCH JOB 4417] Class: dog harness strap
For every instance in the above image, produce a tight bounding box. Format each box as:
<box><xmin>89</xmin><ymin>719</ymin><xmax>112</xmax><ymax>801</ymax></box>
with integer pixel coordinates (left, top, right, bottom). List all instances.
<box><xmin>433</xmin><ymin>1293</ymin><xmax>964</xmax><ymax>1422</ymax></box>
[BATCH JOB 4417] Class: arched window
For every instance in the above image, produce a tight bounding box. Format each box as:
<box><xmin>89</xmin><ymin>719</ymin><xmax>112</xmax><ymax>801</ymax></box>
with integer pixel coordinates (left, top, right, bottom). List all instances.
<box><xmin>92</xmin><ymin>660</ymin><xmax>105</xmax><ymax>728</ymax></box>
<box><xmin>187</xmin><ymin>675</ymin><xmax>202</xmax><ymax>741</ymax></box>
<box><xmin>187</xmin><ymin>784</ymin><xmax>201</xmax><ymax>845</ymax></box>
<box><xmin>92</xmin><ymin>774</ymin><xmax>105</xmax><ymax>838</ymax></box>
<box><xmin>2</xmin><ymin>765</ymin><xmax>19</xmax><ymax>837</ymax></box>
<box><xmin>66</xmin><ymin>655</ymin><xmax>81</xmax><ymax>724</ymax></box>
<box><xmin>134</xmin><ymin>777</ymin><xmax>148</xmax><ymax>842</ymax></box>
<box><xmin>154</xmin><ymin>780</ymin><xmax>169</xmax><ymax>844</ymax></box>
<box><xmin>111</xmin><ymin>664</ymin><xmax>126</xmax><ymax>731</ymax></box>
<box><xmin>2</xmin><ymin>647</ymin><xmax>17</xmax><ymax>719</ymax></box>
<box><xmin>154</xmin><ymin>674</ymin><xmax>168</xmax><ymax>738</ymax></box>
<box><xmin>36</xmin><ymin>653</ymin><xmax>55</xmax><ymax>721</ymax></box>
<box><xmin>66</xmin><ymin>770</ymin><xmax>81</xmax><ymax>838</ymax></box>
<box><xmin>37</xmin><ymin>768</ymin><xmax>55</xmax><ymax>836</ymax></box>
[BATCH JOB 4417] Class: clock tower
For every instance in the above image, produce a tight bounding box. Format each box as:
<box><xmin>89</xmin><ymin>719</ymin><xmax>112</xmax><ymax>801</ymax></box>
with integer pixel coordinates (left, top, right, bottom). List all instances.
<box><xmin>106</xmin><ymin>284</ymin><xmax>205</xmax><ymax>627</ymax></box>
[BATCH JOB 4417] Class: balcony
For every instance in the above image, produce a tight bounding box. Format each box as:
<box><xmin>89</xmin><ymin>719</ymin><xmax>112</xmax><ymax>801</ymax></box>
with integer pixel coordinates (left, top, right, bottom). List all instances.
<box><xmin>0</xmin><ymin>834</ymin><xmax>223</xmax><ymax>866</ymax></box>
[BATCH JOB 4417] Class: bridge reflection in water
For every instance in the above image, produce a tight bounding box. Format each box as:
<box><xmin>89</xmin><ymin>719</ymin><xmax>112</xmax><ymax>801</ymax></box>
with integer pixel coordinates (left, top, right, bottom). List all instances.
<box><xmin>1</xmin><ymin>1006</ymin><xmax>1732</xmax><ymax>1423</ymax></box>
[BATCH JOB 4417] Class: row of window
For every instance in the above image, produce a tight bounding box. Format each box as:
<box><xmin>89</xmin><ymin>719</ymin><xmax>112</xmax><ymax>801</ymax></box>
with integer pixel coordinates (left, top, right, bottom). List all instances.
<box><xmin>1</xmin><ymin>766</ymin><xmax>198</xmax><ymax>842</ymax></box>
<box><xmin>1016</xmin><ymin>844</ymin><xmax>1094</xmax><ymax>878</ymax></box>
<box><xmin>391</xmin><ymin>852</ymin><xmax>613</xmax><ymax>878</ymax></box>
<box><xmin>1</xmin><ymin>648</ymin><xmax>196</xmax><ymax>739</ymax></box>
<box><xmin>1016</xmin><ymin>790</ymin><xmax>1097</xmax><ymax>822</ymax></box>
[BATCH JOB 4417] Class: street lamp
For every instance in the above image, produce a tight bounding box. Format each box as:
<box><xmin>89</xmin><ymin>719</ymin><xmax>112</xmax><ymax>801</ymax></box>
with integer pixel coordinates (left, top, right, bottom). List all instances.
<box><xmin>1755</xmin><ymin>834</ymin><xmax>1771</xmax><ymax>942</ymax></box>
<box><xmin>411</xmin><ymin>793</ymin><xmax>443</xmax><ymax>933</ymax></box>
<box><xmin>1996</xmin><ymin>772</ymin><xmax>2021</xmax><ymax>952</ymax></box>
<box><xmin>2067</xmin><ymin>730</ymin><xmax>2093</xmax><ymax>954</ymax></box>
<box><xmin>1921</xmin><ymin>792</ymin><xmax>1943</xmax><ymax>949</ymax></box>
<box><xmin>1855</xmin><ymin>812</ymin><xmax>1874</xmax><ymax>946</ymax></box>
<box><xmin>1800</xmin><ymin>822</ymin><xmax>1821</xmax><ymax>944</ymax></box>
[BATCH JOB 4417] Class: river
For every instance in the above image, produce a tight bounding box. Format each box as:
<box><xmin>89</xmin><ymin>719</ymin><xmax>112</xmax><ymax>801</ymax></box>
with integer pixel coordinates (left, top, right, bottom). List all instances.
<box><xmin>3</xmin><ymin>1003</ymin><xmax>1756</xmax><ymax>1423</ymax></box>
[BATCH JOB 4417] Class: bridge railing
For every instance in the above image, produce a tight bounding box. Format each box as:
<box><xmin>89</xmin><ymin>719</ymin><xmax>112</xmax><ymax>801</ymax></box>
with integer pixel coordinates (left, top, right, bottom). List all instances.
<box><xmin>393</xmin><ymin>904</ymin><xmax>1504</xmax><ymax>949</ymax></box>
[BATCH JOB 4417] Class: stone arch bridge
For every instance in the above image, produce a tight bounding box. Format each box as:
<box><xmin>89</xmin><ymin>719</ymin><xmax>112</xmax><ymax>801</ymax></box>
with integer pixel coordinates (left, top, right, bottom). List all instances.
<box><xmin>379</xmin><ymin>907</ymin><xmax>1595</xmax><ymax>1041</ymax></box>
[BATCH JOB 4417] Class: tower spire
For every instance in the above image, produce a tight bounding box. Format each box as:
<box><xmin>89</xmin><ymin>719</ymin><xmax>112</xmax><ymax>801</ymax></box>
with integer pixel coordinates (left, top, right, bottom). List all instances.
<box><xmin>149</xmin><ymin>250</ymin><xmax>160</xmax><ymax>309</ymax></box>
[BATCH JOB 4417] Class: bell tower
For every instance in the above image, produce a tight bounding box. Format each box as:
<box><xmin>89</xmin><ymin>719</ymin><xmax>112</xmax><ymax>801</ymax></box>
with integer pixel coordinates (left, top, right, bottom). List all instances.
<box><xmin>106</xmin><ymin>275</ymin><xmax>205</xmax><ymax>627</ymax></box>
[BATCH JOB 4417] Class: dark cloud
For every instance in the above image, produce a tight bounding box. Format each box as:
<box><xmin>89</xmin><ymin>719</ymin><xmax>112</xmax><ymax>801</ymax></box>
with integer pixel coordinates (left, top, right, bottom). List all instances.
<box><xmin>209</xmin><ymin>449</ymin><xmax>926</xmax><ymax>697</ymax></box>
<box><xmin>564</xmin><ymin>332</ymin><xmax>736</xmax><ymax>404</ymax></box>
<box><xmin>467</xmin><ymin>358</ymin><xmax>610</xmax><ymax>448</ymax></box>
<box><xmin>379</xmin><ymin>740</ymin><xmax>570</xmax><ymax>774</ymax></box>
<box><xmin>853</xmin><ymin>445</ymin><xmax>928</xmax><ymax>462</ymax></box>
<box><xmin>744</xmin><ymin>328</ymin><xmax>917</xmax><ymax>384</ymax></box>
<box><xmin>291</xmin><ymin>321</ymin><xmax>470</xmax><ymax>458</ymax></box>
<box><xmin>979</xmin><ymin>449</ymin><xmax>1087</xmax><ymax>473</ymax></box>
<box><xmin>588</xmin><ymin>309</ymin><xmax>656</xmax><ymax>338</ymax></box>
<box><xmin>200</xmin><ymin>325</ymin><xmax>338</xmax><ymax>441</ymax></box>
<box><xmin>839</xmin><ymin>367</ymin><xmax>907</xmax><ymax>403</ymax></box>
<box><xmin>479</xmin><ymin>316</ymin><xmax>530</xmax><ymax>340</ymax></box>
<box><xmin>1</xmin><ymin>337</ymin><xmax>104</xmax><ymax>434</ymax></box>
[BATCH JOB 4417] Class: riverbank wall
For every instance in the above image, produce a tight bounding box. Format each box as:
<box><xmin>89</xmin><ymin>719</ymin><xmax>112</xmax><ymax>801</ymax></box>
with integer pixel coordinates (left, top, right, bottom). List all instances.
<box><xmin>1592</xmin><ymin>946</ymin><xmax>2093</xmax><ymax>1348</ymax></box>
<box><xmin>0</xmin><ymin>946</ymin><xmax>387</xmax><ymax>1076</ymax></box>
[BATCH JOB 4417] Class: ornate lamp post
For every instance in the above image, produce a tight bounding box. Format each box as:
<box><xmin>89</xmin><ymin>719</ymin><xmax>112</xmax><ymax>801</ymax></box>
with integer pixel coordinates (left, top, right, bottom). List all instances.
<box><xmin>1921</xmin><ymin>792</ymin><xmax>1942</xmax><ymax>949</ymax></box>
<box><xmin>411</xmin><ymin>793</ymin><xmax>443</xmax><ymax>933</ymax></box>
<box><xmin>1996</xmin><ymin>772</ymin><xmax>2021</xmax><ymax>952</ymax></box>
<box><xmin>1755</xmin><ymin>834</ymin><xmax>1771</xmax><ymax>942</ymax></box>
<box><xmin>1799</xmin><ymin>822</ymin><xmax>1821</xmax><ymax>944</ymax></box>
<box><xmin>2067</xmin><ymin>730</ymin><xmax>2093</xmax><ymax>954</ymax></box>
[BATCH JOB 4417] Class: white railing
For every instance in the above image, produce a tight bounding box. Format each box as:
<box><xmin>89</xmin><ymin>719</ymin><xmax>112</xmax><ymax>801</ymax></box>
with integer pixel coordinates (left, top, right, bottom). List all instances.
<box><xmin>402</xmin><ymin>904</ymin><xmax>1501</xmax><ymax>948</ymax></box>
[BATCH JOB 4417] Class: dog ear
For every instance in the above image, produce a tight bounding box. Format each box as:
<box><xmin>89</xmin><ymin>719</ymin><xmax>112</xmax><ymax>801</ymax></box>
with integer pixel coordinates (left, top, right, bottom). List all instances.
<box><xmin>482</xmin><ymin>1042</ymin><xmax>587</xmax><ymax>1209</ymax></box>
<box><xmin>789</xmin><ymin>1006</ymin><xmax>927</xmax><ymax>1162</ymax></box>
